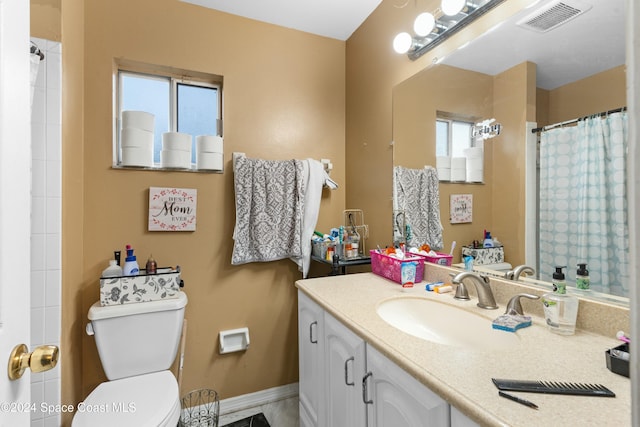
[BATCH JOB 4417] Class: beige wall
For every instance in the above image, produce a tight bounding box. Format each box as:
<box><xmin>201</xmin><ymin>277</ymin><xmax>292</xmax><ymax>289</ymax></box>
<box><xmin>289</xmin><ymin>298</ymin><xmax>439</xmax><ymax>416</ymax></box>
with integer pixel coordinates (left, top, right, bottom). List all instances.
<box><xmin>33</xmin><ymin>0</ymin><xmax>346</xmax><ymax>418</ymax></box>
<box><xmin>538</xmin><ymin>65</ymin><xmax>626</xmax><ymax>126</ymax></box>
<box><xmin>79</xmin><ymin>0</ymin><xmax>346</xmax><ymax>400</ymax></box>
<box><xmin>31</xmin><ymin>0</ymin><xmax>61</xmax><ymax>41</ymax></box>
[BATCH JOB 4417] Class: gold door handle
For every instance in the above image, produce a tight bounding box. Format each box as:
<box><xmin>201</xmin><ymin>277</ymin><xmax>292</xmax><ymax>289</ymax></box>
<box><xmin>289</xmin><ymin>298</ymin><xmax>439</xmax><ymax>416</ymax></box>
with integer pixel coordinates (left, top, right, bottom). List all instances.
<box><xmin>8</xmin><ymin>344</ymin><xmax>59</xmax><ymax>380</ymax></box>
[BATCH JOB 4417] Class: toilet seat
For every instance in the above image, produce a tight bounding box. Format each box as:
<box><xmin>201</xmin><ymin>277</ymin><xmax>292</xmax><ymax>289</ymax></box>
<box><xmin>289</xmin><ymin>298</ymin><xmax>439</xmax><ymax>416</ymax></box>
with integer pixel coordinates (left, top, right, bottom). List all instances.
<box><xmin>71</xmin><ymin>370</ymin><xmax>181</xmax><ymax>427</ymax></box>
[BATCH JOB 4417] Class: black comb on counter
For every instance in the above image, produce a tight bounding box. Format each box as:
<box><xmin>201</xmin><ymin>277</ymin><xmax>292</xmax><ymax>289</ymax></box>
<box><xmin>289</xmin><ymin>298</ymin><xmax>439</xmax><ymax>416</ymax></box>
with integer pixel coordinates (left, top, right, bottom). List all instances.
<box><xmin>492</xmin><ymin>378</ymin><xmax>616</xmax><ymax>397</ymax></box>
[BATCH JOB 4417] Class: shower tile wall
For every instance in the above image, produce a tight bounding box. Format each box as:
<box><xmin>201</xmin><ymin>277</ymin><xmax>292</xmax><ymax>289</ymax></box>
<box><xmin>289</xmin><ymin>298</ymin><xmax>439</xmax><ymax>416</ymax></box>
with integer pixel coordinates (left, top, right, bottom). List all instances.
<box><xmin>30</xmin><ymin>38</ymin><xmax>62</xmax><ymax>427</ymax></box>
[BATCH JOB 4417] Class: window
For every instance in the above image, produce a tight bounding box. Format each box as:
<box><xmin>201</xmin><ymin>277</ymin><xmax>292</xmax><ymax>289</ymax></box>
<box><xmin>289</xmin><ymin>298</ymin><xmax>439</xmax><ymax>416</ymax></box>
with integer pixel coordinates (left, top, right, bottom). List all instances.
<box><xmin>435</xmin><ymin>114</ymin><xmax>476</xmax><ymax>157</ymax></box>
<box><xmin>117</xmin><ymin>68</ymin><xmax>222</xmax><ymax>167</ymax></box>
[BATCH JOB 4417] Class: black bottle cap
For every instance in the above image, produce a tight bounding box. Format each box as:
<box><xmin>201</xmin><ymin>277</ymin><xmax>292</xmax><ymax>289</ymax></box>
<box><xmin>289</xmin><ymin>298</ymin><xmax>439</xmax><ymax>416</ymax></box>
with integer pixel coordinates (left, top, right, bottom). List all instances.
<box><xmin>577</xmin><ymin>263</ymin><xmax>589</xmax><ymax>275</ymax></box>
<box><xmin>553</xmin><ymin>266</ymin><xmax>566</xmax><ymax>280</ymax></box>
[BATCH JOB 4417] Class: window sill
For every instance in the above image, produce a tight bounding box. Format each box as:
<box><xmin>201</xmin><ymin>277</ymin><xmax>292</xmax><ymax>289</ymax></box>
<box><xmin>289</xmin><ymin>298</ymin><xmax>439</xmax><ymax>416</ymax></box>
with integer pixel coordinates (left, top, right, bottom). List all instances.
<box><xmin>112</xmin><ymin>164</ymin><xmax>223</xmax><ymax>173</ymax></box>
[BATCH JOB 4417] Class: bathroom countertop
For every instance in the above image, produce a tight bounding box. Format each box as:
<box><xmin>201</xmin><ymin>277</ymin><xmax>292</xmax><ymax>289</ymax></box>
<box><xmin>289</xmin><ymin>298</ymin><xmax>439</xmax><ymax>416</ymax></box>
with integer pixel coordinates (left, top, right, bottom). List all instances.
<box><xmin>296</xmin><ymin>272</ymin><xmax>631</xmax><ymax>427</ymax></box>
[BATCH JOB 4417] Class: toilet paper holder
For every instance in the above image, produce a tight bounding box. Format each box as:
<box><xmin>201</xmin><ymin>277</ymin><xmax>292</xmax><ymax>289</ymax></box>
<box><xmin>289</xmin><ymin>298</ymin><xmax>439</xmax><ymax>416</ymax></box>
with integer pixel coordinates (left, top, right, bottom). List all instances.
<box><xmin>219</xmin><ymin>327</ymin><xmax>250</xmax><ymax>354</ymax></box>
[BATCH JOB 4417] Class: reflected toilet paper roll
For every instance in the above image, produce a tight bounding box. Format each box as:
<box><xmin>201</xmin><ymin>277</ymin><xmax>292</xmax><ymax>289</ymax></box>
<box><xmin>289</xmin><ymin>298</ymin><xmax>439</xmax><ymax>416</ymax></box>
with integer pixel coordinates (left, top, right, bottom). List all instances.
<box><xmin>122</xmin><ymin>111</ymin><xmax>155</xmax><ymax>132</ymax></box>
<box><xmin>162</xmin><ymin>132</ymin><xmax>192</xmax><ymax>152</ymax></box>
<box><xmin>437</xmin><ymin>168</ymin><xmax>451</xmax><ymax>181</ymax></box>
<box><xmin>466</xmin><ymin>157</ymin><xmax>483</xmax><ymax>171</ymax></box>
<box><xmin>464</xmin><ymin>146</ymin><xmax>483</xmax><ymax>158</ymax></box>
<box><xmin>436</xmin><ymin>156</ymin><xmax>451</xmax><ymax>169</ymax></box>
<box><xmin>197</xmin><ymin>152</ymin><xmax>224</xmax><ymax>170</ymax></box>
<box><xmin>466</xmin><ymin>169</ymin><xmax>484</xmax><ymax>183</ymax></box>
<box><xmin>451</xmin><ymin>168</ymin><xmax>466</xmax><ymax>182</ymax></box>
<box><xmin>122</xmin><ymin>146</ymin><xmax>153</xmax><ymax>167</ymax></box>
<box><xmin>196</xmin><ymin>135</ymin><xmax>223</xmax><ymax>153</ymax></box>
<box><xmin>451</xmin><ymin>157</ymin><xmax>466</xmax><ymax>169</ymax></box>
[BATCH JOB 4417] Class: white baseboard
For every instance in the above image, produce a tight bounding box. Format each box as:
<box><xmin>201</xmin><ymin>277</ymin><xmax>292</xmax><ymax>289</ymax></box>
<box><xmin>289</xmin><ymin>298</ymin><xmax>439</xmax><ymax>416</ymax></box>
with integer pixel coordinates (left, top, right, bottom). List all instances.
<box><xmin>219</xmin><ymin>382</ymin><xmax>299</xmax><ymax>416</ymax></box>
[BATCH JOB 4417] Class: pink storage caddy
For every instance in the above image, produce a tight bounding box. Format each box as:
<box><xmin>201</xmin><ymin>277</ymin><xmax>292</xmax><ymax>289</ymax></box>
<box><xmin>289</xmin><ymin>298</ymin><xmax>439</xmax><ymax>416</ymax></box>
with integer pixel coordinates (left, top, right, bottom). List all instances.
<box><xmin>370</xmin><ymin>250</ymin><xmax>425</xmax><ymax>284</ymax></box>
<box><xmin>416</xmin><ymin>252</ymin><xmax>453</xmax><ymax>266</ymax></box>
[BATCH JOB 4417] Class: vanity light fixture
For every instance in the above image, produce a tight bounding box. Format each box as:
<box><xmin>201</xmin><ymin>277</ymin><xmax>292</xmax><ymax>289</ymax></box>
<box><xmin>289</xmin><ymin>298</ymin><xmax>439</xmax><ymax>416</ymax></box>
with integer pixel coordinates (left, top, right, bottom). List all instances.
<box><xmin>393</xmin><ymin>0</ymin><xmax>507</xmax><ymax>60</ymax></box>
<box><xmin>441</xmin><ymin>0</ymin><xmax>467</xmax><ymax>16</ymax></box>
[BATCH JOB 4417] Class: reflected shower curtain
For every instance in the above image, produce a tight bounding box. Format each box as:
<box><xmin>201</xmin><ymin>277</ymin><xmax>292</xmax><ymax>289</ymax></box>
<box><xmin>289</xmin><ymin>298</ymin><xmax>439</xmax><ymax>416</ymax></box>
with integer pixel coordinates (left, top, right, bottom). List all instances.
<box><xmin>539</xmin><ymin>112</ymin><xmax>628</xmax><ymax>297</ymax></box>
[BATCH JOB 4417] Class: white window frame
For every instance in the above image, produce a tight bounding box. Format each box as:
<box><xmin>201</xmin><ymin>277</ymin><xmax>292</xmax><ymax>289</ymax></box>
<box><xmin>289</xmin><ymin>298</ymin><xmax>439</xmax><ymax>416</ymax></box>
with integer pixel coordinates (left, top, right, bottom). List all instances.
<box><xmin>115</xmin><ymin>66</ymin><xmax>223</xmax><ymax>169</ymax></box>
<box><xmin>436</xmin><ymin>113</ymin><xmax>477</xmax><ymax>158</ymax></box>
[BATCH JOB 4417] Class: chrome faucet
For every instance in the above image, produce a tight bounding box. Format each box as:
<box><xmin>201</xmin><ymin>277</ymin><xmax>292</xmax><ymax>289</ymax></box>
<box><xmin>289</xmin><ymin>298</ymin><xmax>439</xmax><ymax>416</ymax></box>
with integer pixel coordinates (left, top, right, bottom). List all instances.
<box><xmin>451</xmin><ymin>271</ymin><xmax>498</xmax><ymax>310</ymax></box>
<box><xmin>505</xmin><ymin>265</ymin><xmax>536</xmax><ymax>281</ymax></box>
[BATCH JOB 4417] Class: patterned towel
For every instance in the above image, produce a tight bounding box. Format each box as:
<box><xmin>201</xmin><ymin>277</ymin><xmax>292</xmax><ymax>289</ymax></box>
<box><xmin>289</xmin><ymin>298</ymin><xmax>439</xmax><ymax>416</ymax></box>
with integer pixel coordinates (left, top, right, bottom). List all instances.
<box><xmin>393</xmin><ymin>166</ymin><xmax>443</xmax><ymax>250</ymax></box>
<box><xmin>232</xmin><ymin>156</ymin><xmax>306</xmax><ymax>265</ymax></box>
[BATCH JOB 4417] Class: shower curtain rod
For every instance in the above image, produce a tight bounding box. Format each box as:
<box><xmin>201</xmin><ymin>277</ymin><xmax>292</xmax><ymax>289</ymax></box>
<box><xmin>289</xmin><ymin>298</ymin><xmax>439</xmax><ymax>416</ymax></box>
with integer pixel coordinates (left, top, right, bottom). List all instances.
<box><xmin>30</xmin><ymin>41</ymin><xmax>44</xmax><ymax>61</ymax></box>
<box><xmin>531</xmin><ymin>106</ymin><xmax>627</xmax><ymax>134</ymax></box>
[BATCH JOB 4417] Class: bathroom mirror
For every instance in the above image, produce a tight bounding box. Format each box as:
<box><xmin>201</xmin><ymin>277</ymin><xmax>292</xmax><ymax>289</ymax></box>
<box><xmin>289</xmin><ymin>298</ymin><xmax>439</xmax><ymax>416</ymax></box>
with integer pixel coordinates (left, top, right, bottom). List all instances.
<box><xmin>392</xmin><ymin>0</ymin><xmax>628</xmax><ymax>304</ymax></box>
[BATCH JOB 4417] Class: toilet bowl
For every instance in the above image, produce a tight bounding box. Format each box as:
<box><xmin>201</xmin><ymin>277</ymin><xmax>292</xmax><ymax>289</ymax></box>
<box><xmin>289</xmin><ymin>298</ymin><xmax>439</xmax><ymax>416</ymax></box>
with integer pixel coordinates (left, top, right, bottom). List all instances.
<box><xmin>72</xmin><ymin>292</ymin><xmax>188</xmax><ymax>427</ymax></box>
<box><xmin>71</xmin><ymin>371</ymin><xmax>180</xmax><ymax>427</ymax></box>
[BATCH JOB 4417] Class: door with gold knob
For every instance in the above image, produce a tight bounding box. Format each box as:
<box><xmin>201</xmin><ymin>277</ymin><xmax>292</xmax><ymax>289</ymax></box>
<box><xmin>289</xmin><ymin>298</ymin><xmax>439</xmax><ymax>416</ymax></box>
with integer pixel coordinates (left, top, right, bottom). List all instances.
<box><xmin>0</xmin><ymin>0</ymin><xmax>33</xmax><ymax>425</ymax></box>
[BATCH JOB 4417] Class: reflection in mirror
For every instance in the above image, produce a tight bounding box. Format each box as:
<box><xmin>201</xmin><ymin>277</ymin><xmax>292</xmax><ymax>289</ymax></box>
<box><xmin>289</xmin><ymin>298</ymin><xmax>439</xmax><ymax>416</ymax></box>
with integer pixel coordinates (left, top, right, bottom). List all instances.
<box><xmin>392</xmin><ymin>0</ymin><xmax>628</xmax><ymax>302</ymax></box>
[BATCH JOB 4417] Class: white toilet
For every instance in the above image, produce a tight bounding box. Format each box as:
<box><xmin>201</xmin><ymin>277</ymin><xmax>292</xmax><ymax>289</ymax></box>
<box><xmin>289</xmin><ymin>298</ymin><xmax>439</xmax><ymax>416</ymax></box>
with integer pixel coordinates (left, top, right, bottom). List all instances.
<box><xmin>72</xmin><ymin>291</ymin><xmax>188</xmax><ymax>427</ymax></box>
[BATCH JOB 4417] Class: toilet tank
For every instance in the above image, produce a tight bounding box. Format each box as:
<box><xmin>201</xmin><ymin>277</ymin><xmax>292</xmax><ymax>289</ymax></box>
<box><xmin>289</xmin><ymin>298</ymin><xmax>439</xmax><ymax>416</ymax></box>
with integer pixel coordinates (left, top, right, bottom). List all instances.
<box><xmin>87</xmin><ymin>292</ymin><xmax>188</xmax><ymax>380</ymax></box>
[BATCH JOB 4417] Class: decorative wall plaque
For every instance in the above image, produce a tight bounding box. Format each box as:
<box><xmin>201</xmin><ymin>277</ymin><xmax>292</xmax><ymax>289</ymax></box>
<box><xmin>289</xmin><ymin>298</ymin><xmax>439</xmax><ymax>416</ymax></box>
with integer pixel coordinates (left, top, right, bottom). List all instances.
<box><xmin>149</xmin><ymin>187</ymin><xmax>197</xmax><ymax>231</ymax></box>
<box><xmin>450</xmin><ymin>194</ymin><xmax>473</xmax><ymax>224</ymax></box>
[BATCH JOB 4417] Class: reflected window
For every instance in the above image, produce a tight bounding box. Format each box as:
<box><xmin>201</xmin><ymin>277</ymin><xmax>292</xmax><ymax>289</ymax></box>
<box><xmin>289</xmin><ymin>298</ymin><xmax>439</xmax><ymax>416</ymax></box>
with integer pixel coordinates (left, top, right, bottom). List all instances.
<box><xmin>436</xmin><ymin>116</ymin><xmax>475</xmax><ymax>157</ymax></box>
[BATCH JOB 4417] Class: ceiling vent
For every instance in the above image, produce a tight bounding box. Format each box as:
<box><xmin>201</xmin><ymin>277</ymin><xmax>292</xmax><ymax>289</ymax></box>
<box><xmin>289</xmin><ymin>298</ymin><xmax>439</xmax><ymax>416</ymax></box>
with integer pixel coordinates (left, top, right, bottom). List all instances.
<box><xmin>516</xmin><ymin>0</ymin><xmax>592</xmax><ymax>33</ymax></box>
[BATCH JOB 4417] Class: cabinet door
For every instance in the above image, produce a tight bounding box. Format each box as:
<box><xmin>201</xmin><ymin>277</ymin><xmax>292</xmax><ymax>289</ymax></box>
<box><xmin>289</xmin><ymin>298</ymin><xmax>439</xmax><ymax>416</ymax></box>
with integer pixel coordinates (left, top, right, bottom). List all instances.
<box><xmin>365</xmin><ymin>345</ymin><xmax>450</xmax><ymax>427</ymax></box>
<box><xmin>298</xmin><ymin>291</ymin><xmax>325</xmax><ymax>426</ymax></box>
<box><xmin>324</xmin><ymin>312</ymin><xmax>367</xmax><ymax>427</ymax></box>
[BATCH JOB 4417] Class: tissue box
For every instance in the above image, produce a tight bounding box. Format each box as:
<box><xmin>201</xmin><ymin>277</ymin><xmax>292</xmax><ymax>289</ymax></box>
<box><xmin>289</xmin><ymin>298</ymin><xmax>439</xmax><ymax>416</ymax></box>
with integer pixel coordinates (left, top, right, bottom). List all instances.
<box><xmin>416</xmin><ymin>252</ymin><xmax>453</xmax><ymax>266</ymax></box>
<box><xmin>461</xmin><ymin>246</ymin><xmax>504</xmax><ymax>265</ymax></box>
<box><xmin>100</xmin><ymin>268</ymin><xmax>182</xmax><ymax>306</ymax></box>
<box><xmin>370</xmin><ymin>250</ymin><xmax>424</xmax><ymax>284</ymax></box>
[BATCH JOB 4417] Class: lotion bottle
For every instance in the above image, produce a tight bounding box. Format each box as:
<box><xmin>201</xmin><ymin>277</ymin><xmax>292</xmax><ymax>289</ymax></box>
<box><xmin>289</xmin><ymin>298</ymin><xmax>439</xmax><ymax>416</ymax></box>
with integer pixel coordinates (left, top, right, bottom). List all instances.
<box><xmin>101</xmin><ymin>260</ymin><xmax>123</xmax><ymax>278</ymax></box>
<box><xmin>542</xmin><ymin>266</ymin><xmax>578</xmax><ymax>335</ymax></box>
<box><xmin>123</xmin><ymin>244</ymin><xmax>140</xmax><ymax>276</ymax></box>
<box><xmin>576</xmin><ymin>263</ymin><xmax>590</xmax><ymax>290</ymax></box>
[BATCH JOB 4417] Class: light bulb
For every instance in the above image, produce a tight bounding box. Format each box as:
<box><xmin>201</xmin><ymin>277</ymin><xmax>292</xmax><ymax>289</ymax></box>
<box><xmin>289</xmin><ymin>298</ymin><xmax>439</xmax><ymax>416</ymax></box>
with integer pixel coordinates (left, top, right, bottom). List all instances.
<box><xmin>441</xmin><ymin>0</ymin><xmax>466</xmax><ymax>16</ymax></box>
<box><xmin>413</xmin><ymin>12</ymin><xmax>435</xmax><ymax>37</ymax></box>
<box><xmin>393</xmin><ymin>32</ymin><xmax>413</xmax><ymax>54</ymax></box>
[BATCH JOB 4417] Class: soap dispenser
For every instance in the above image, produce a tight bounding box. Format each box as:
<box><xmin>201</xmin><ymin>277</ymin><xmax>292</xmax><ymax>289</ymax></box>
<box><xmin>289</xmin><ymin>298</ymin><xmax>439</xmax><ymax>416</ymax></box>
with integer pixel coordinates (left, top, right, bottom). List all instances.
<box><xmin>576</xmin><ymin>263</ymin><xmax>590</xmax><ymax>290</ymax></box>
<box><xmin>542</xmin><ymin>266</ymin><xmax>578</xmax><ymax>335</ymax></box>
<box><xmin>483</xmin><ymin>231</ymin><xmax>494</xmax><ymax>248</ymax></box>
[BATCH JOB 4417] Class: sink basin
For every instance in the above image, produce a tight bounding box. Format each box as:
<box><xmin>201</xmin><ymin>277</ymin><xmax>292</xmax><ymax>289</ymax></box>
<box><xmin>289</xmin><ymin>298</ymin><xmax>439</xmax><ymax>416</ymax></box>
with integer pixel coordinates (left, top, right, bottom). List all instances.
<box><xmin>376</xmin><ymin>297</ymin><xmax>521</xmax><ymax>350</ymax></box>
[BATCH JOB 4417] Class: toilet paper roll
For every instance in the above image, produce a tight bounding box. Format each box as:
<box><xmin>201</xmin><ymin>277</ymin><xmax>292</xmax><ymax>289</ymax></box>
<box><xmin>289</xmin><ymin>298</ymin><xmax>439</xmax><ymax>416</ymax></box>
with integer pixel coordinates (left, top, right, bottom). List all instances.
<box><xmin>196</xmin><ymin>135</ymin><xmax>223</xmax><ymax>153</ymax></box>
<box><xmin>464</xmin><ymin>146</ymin><xmax>483</xmax><ymax>158</ymax></box>
<box><xmin>121</xmin><ymin>128</ymin><xmax>154</xmax><ymax>148</ymax></box>
<box><xmin>436</xmin><ymin>156</ymin><xmax>451</xmax><ymax>169</ymax></box>
<box><xmin>437</xmin><ymin>168</ymin><xmax>451</xmax><ymax>181</ymax></box>
<box><xmin>162</xmin><ymin>132</ymin><xmax>192</xmax><ymax>152</ymax></box>
<box><xmin>465</xmin><ymin>157</ymin><xmax>483</xmax><ymax>171</ymax></box>
<box><xmin>122</xmin><ymin>146</ymin><xmax>153</xmax><ymax>167</ymax></box>
<box><xmin>466</xmin><ymin>169</ymin><xmax>484</xmax><ymax>183</ymax></box>
<box><xmin>161</xmin><ymin>149</ymin><xmax>192</xmax><ymax>169</ymax></box>
<box><xmin>451</xmin><ymin>168</ymin><xmax>466</xmax><ymax>182</ymax></box>
<box><xmin>451</xmin><ymin>157</ymin><xmax>466</xmax><ymax>169</ymax></box>
<box><xmin>122</xmin><ymin>111</ymin><xmax>155</xmax><ymax>132</ymax></box>
<box><xmin>197</xmin><ymin>152</ymin><xmax>224</xmax><ymax>170</ymax></box>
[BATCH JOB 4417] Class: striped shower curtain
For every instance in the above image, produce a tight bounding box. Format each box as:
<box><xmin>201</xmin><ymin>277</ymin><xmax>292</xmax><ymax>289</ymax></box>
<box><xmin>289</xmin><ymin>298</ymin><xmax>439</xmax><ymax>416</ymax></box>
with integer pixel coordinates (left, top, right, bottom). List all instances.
<box><xmin>539</xmin><ymin>111</ymin><xmax>628</xmax><ymax>297</ymax></box>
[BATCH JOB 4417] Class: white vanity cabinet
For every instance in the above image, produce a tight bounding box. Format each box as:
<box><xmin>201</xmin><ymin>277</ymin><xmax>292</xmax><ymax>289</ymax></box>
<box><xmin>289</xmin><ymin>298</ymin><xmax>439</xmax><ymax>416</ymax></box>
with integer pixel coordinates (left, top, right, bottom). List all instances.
<box><xmin>365</xmin><ymin>345</ymin><xmax>450</xmax><ymax>427</ymax></box>
<box><xmin>298</xmin><ymin>291</ymin><xmax>325</xmax><ymax>427</ymax></box>
<box><xmin>324</xmin><ymin>312</ymin><xmax>367</xmax><ymax>426</ymax></box>
<box><xmin>298</xmin><ymin>290</ymin><xmax>456</xmax><ymax>427</ymax></box>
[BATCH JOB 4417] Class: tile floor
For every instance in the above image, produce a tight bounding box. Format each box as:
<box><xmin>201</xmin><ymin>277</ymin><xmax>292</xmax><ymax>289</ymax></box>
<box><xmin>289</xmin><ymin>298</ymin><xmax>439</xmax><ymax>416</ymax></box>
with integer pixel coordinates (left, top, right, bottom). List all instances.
<box><xmin>219</xmin><ymin>396</ymin><xmax>299</xmax><ymax>427</ymax></box>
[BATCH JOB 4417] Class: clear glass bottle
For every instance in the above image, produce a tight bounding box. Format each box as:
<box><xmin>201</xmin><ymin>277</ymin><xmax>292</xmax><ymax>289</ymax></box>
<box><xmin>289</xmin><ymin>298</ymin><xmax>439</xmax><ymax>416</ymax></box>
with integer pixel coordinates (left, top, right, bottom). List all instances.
<box><xmin>542</xmin><ymin>266</ymin><xmax>579</xmax><ymax>335</ymax></box>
